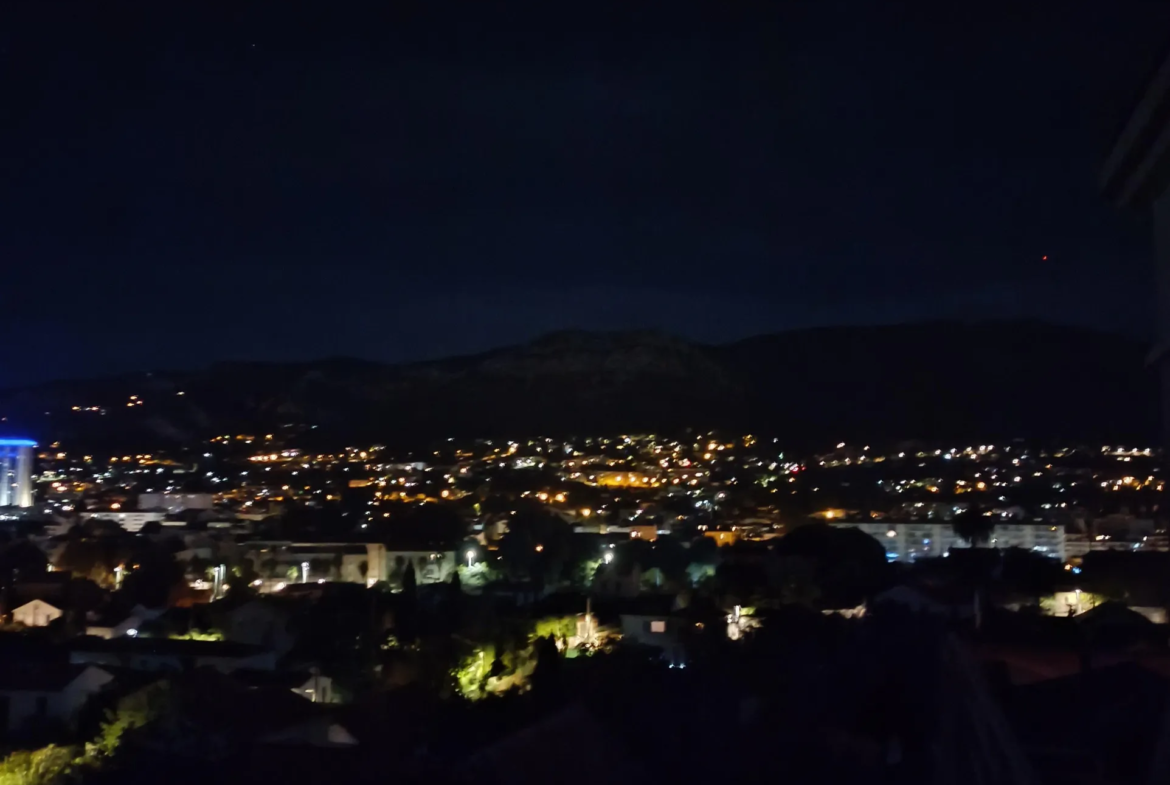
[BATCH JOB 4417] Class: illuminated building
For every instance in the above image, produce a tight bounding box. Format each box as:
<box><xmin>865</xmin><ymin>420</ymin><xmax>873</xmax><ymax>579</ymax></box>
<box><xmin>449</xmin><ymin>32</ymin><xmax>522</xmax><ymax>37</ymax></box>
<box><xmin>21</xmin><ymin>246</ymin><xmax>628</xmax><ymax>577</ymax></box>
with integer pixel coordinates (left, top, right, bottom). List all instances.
<box><xmin>0</xmin><ymin>438</ymin><xmax>36</xmax><ymax>508</ymax></box>
<box><xmin>831</xmin><ymin>520</ymin><xmax>1066</xmax><ymax>562</ymax></box>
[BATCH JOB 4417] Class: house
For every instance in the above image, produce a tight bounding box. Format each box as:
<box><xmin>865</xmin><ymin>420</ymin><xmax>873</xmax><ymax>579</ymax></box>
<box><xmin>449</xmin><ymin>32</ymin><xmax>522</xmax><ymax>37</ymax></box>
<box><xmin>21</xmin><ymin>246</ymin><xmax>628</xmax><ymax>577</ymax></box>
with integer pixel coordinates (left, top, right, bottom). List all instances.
<box><xmin>115</xmin><ymin>670</ymin><xmax>358</xmax><ymax>766</ymax></box>
<box><xmin>0</xmin><ymin>664</ymin><xmax>113</xmax><ymax>733</ymax></box>
<box><xmin>703</xmin><ymin>529</ymin><xmax>739</xmax><ymax>546</ymax></box>
<box><xmin>384</xmin><ymin>550</ymin><xmax>455</xmax><ymax>586</ymax></box>
<box><xmin>619</xmin><ymin>612</ymin><xmax>687</xmax><ymax>667</ymax></box>
<box><xmin>12</xmin><ymin>599</ymin><xmax>63</xmax><ymax>627</ymax></box>
<box><xmin>243</xmin><ymin>541</ymin><xmax>389</xmax><ymax>586</ymax></box>
<box><xmin>219</xmin><ymin>599</ymin><xmax>296</xmax><ymax>656</ymax></box>
<box><xmin>70</xmin><ymin>637</ymin><xmax>277</xmax><ymax>673</ymax></box>
<box><xmin>233</xmin><ymin>669</ymin><xmax>338</xmax><ymax>704</ymax></box>
<box><xmin>85</xmin><ymin>603</ymin><xmax>162</xmax><ymax>639</ymax></box>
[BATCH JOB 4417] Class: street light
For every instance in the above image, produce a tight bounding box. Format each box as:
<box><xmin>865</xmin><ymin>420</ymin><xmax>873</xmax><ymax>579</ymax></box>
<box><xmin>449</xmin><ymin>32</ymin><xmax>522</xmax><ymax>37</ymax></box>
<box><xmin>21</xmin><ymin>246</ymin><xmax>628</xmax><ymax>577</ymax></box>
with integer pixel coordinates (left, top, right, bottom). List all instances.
<box><xmin>603</xmin><ymin>551</ymin><xmax>614</xmax><ymax>565</ymax></box>
<box><xmin>466</xmin><ymin>550</ymin><xmax>475</xmax><ymax>568</ymax></box>
<box><xmin>301</xmin><ymin>561</ymin><xmax>310</xmax><ymax>583</ymax></box>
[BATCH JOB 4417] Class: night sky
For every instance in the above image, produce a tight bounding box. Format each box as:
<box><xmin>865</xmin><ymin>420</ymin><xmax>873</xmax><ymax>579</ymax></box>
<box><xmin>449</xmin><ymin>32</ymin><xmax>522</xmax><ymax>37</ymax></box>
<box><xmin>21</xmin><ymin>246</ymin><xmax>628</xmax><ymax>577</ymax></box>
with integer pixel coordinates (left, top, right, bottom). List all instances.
<box><xmin>3</xmin><ymin>2</ymin><xmax>1169</xmax><ymax>387</ymax></box>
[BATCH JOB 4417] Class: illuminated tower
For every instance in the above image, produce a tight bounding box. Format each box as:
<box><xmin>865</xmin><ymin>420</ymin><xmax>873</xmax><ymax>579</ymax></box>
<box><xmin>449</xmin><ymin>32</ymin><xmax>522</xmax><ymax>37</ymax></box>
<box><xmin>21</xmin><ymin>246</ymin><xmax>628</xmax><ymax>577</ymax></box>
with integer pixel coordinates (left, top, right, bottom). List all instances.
<box><xmin>0</xmin><ymin>439</ymin><xmax>35</xmax><ymax>508</ymax></box>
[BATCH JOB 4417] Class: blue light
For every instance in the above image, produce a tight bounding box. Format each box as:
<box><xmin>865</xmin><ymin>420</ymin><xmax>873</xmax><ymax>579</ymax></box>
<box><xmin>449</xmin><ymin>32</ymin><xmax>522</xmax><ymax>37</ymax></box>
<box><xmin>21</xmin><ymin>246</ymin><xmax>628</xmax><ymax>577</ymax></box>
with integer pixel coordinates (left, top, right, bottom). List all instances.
<box><xmin>0</xmin><ymin>439</ymin><xmax>36</xmax><ymax>447</ymax></box>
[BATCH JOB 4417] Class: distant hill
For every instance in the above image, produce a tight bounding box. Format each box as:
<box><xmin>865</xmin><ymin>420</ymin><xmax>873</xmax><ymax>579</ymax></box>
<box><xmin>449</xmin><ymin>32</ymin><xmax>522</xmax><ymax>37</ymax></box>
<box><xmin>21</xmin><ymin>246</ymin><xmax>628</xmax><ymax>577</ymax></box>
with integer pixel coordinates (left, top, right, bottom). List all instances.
<box><xmin>0</xmin><ymin>321</ymin><xmax>1156</xmax><ymax>450</ymax></box>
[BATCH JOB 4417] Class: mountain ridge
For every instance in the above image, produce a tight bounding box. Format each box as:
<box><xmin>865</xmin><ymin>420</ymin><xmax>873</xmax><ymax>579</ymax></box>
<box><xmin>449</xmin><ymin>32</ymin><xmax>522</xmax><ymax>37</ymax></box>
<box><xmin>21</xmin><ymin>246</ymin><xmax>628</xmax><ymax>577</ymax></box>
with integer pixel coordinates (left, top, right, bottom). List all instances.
<box><xmin>0</xmin><ymin>320</ymin><xmax>1156</xmax><ymax>449</ymax></box>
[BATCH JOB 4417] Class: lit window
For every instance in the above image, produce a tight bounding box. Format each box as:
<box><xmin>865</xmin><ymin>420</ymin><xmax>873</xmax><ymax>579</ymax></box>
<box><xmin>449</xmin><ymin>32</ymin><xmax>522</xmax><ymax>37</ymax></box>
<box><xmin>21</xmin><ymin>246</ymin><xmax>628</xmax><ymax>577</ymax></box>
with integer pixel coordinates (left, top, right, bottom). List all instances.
<box><xmin>650</xmin><ymin>620</ymin><xmax>666</xmax><ymax>633</ymax></box>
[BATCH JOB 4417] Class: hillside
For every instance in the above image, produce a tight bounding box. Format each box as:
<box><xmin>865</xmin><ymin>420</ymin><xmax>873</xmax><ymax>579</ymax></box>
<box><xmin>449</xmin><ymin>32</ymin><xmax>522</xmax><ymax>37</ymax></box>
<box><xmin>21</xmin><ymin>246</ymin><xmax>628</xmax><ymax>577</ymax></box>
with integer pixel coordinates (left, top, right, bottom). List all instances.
<box><xmin>0</xmin><ymin>321</ymin><xmax>1156</xmax><ymax>449</ymax></box>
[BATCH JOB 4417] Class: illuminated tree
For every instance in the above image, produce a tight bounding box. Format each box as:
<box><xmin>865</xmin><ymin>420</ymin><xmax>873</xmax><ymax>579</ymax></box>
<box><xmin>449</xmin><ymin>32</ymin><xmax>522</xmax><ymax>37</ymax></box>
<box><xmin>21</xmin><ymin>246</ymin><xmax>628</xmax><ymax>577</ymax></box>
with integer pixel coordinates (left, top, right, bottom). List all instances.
<box><xmin>0</xmin><ymin>744</ymin><xmax>78</xmax><ymax>785</ymax></box>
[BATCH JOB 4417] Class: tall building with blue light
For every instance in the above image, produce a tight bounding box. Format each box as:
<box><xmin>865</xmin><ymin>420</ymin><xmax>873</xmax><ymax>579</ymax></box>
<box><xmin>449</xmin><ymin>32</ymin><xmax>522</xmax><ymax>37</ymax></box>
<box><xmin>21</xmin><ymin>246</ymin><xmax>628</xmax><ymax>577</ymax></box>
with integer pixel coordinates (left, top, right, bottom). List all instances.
<box><xmin>0</xmin><ymin>439</ymin><xmax>35</xmax><ymax>508</ymax></box>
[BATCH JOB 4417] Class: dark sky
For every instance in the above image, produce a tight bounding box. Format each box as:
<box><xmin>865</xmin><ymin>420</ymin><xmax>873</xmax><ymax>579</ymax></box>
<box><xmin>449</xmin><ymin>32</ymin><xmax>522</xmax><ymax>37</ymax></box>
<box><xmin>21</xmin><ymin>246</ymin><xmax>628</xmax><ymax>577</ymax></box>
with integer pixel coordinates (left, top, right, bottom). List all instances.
<box><xmin>3</xmin><ymin>2</ymin><xmax>1169</xmax><ymax>387</ymax></box>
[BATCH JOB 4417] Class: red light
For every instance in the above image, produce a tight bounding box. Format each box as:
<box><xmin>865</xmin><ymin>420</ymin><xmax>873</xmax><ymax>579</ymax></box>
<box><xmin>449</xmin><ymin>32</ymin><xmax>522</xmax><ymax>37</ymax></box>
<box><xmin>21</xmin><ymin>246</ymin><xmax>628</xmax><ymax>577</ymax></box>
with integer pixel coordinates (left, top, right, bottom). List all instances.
<box><xmin>1042</xmin><ymin>255</ymin><xmax>1048</xmax><ymax>261</ymax></box>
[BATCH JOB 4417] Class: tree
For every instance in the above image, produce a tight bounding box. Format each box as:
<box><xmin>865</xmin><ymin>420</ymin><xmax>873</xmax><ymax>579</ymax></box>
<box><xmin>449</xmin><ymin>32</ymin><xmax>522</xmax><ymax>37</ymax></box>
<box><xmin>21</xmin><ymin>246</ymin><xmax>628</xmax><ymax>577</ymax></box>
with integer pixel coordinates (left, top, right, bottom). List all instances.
<box><xmin>772</xmin><ymin>524</ymin><xmax>889</xmax><ymax>607</ymax></box>
<box><xmin>440</xmin><ymin>570</ymin><xmax>465</xmax><ymax>632</ymax></box>
<box><xmin>122</xmin><ymin>548</ymin><xmax>184</xmax><ymax>608</ymax></box>
<box><xmin>952</xmin><ymin>505</ymin><xmax>994</xmax><ymax>547</ymax></box>
<box><xmin>391</xmin><ymin>503</ymin><xmax>467</xmax><ymax>547</ymax></box>
<box><xmin>402</xmin><ymin>561</ymin><xmax>417</xmax><ymax>596</ymax></box>
<box><xmin>0</xmin><ymin>744</ymin><xmax>79</xmax><ymax>785</ymax></box>
<box><xmin>497</xmin><ymin>503</ymin><xmax>573</xmax><ymax>585</ymax></box>
<box><xmin>309</xmin><ymin>557</ymin><xmax>331</xmax><ymax>581</ymax></box>
<box><xmin>0</xmin><ymin>541</ymin><xmax>49</xmax><ymax>582</ymax></box>
<box><xmin>55</xmin><ymin>539</ymin><xmax>111</xmax><ymax>585</ymax></box>
<box><xmin>225</xmin><ymin>560</ymin><xmax>260</xmax><ymax>601</ymax></box>
<box><xmin>397</xmin><ymin>562</ymin><xmax>418</xmax><ymax>643</ymax></box>
<box><xmin>186</xmin><ymin>555</ymin><xmax>212</xmax><ymax>580</ymax></box>
<box><xmin>81</xmin><ymin>519</ymin><xmax>123</xmax><ymax>538</ymax></box>
<box><xmin>529</xmin><ymin>634</ymin><xmax>562</xmax><ymax>700</ymax></box>
<box><xmin>688</xmin><ymin>535</ymin><xmax>719</xmax><ymax>565</ymax></box>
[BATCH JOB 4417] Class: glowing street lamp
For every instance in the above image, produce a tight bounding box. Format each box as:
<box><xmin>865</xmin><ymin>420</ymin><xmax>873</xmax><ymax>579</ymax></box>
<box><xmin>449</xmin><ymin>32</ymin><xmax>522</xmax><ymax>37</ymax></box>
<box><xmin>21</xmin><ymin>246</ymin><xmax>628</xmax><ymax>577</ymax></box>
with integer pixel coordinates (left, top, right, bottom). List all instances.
<box><xmin>466</xmin><ymin>550</ymin><xmax>475</xmax><ymax>568</ymax></box>
<box><xmin>301</xmin><ymin>561</ymin><xmax>310</xmax><ymax>583</ymax></box>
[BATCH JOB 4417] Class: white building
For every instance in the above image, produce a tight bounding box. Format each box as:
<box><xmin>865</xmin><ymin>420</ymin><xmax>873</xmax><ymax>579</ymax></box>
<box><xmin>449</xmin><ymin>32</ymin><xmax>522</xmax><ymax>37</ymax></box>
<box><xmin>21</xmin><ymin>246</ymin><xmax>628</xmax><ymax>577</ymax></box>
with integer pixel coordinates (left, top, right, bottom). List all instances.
<box><xmin>138</xmin><ymin>492</ymin><xmax>214</xmax><ymax>514</ymax></box>
<box><xmin>831</xmin><ymin>521</ymin><xmax>1066</xmax><ymax>562</ymax></box>
<box><xmin>0</xmin><ymin>439</ymin><xmax>35</xmax><ymax>508</ymax></box>
<box><xmin>12</xmin><ymin>599</ymin><xmax>63</xmax><ymax>628</ymax></box>
<box><xmin>79</xmin><ymin>510</ymin><xmax>168</xmax><ymax>533</ymax></box>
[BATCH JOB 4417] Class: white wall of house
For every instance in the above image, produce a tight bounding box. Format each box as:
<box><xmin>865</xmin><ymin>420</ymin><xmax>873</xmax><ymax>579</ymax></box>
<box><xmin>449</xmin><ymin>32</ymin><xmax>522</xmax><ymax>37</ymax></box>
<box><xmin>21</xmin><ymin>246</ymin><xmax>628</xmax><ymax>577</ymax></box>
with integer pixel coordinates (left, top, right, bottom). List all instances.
<box><xmin>293</xmin><ymin>674</ymin><xmax>335</xmax><ymax>703</ymax></box>
<box><xmin>13</xmin><ymin>600</ymin><xmax>62</xmax><ymax>627</ymax></box>
<box><xmin>385</xmin><ymin>550</ymin><xmax>456</xmax><ymax>585</ymax></box>
<box><xmin>84</xmin><ymin>618</ymin><xmax>140</xmax><ymax>639</ymax></box>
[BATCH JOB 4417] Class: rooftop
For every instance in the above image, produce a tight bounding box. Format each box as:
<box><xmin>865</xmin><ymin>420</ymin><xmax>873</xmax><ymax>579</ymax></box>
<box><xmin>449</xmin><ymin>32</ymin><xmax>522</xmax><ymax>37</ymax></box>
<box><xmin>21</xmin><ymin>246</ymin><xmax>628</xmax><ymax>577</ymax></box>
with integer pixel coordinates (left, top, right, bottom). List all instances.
<box><xmin>71</xmin><ymin>636</ymin><xmax>270</xmax><ymax>659</ymax></box>
<box><xmin>0</xmin><ymin>663</ymin><xmax>107</xmax><ymax>692</ymax></box>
